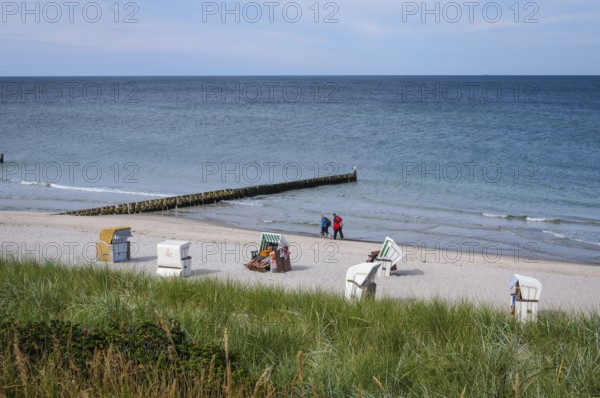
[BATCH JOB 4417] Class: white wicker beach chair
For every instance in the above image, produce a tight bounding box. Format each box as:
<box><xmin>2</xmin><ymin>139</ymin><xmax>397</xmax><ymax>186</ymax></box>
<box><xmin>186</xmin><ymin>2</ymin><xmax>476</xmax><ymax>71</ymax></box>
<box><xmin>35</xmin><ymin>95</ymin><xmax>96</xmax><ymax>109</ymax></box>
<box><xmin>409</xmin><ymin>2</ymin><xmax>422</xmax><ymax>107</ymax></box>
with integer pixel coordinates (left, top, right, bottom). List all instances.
<box><xmin>509</xmin><ymin>274</ymin><xmax>542</xmax><ymax>322</ymax></box>
<box><xmin>345</xmin><ymin>262</ymin><xmax>381</xmax><ymax>301</ymax></box>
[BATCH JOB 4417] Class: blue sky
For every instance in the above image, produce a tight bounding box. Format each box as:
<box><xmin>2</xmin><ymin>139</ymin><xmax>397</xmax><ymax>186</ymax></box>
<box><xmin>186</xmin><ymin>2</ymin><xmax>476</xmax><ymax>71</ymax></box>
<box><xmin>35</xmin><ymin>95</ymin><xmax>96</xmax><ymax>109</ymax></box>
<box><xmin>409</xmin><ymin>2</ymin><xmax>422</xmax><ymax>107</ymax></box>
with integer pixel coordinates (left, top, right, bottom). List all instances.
<box><xmin>1</xmin><ymin>0</ymin><xmax>599</xmax><ymax>75</ymax></box>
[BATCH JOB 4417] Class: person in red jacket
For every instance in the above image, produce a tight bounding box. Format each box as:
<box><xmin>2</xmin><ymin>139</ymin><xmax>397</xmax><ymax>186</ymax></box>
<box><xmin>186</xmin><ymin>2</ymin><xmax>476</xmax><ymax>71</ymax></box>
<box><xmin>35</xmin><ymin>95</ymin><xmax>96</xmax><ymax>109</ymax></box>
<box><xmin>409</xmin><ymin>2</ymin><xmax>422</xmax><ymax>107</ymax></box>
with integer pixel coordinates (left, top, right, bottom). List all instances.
<box><xmin>332</xmin><ymin>213</ymin><xmax>344</xmax><ymax>240</ymax></box>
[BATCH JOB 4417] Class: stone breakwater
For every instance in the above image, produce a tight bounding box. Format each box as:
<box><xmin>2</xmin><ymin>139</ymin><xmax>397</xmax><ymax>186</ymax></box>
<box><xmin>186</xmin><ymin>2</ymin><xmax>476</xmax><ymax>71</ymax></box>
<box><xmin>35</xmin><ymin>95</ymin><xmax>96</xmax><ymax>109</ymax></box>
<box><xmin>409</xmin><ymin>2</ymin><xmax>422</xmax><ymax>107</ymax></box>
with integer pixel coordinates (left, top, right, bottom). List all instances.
<box><xmin>60</xmin><ymin>170</ymin><xmax>357</xmax><ymax>216</ymax></box>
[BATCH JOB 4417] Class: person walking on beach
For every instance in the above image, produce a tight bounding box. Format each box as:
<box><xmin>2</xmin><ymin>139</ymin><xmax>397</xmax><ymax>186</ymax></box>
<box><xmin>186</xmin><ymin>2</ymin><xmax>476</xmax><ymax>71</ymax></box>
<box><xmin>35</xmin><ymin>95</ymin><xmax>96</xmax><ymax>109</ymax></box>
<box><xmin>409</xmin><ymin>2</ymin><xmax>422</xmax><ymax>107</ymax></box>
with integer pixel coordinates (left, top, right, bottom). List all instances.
<box><xmin>332</xmin><ymin>213</ymin><xmax>344</xmax><ymax>240</ymax></box>
<box><xmin>320</xmin><ymin>214</ymin><xmax>332</xmax><ymax>239</ymax></box>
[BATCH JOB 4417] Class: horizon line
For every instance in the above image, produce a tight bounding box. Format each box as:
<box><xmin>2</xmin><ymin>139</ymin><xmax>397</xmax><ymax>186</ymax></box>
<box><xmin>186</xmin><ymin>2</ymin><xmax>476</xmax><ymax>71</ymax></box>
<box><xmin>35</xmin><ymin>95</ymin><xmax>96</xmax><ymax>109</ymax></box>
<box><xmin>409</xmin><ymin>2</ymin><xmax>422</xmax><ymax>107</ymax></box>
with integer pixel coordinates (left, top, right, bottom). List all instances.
<box><xmin>1</xmin><ymin>74</ymin><xmax>599</xmax><ymax>78</ymax></box>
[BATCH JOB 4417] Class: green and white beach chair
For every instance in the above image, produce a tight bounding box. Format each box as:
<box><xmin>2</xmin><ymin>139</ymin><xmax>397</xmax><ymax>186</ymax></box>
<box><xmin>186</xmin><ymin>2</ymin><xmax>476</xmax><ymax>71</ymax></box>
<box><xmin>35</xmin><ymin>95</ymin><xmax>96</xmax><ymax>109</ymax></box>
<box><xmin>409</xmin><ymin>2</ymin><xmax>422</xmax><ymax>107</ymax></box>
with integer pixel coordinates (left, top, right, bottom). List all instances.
<box><xmin>254</xmin><ymin>232</ymin><xmax>292</xmax><ymax>272</ymax></box>
<box><xmin>373</xmin><ymin>236</ymin><xmax>403</xmax><ymax>277</ymax></box>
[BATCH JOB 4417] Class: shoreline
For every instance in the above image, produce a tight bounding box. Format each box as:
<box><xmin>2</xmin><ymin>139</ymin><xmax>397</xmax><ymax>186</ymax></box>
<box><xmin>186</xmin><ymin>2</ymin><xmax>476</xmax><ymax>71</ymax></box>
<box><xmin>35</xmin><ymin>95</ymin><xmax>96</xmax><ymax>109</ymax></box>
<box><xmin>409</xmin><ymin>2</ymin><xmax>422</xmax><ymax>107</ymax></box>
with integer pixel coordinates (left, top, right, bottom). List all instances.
<box><xmin>1</xmin><ymin>210</ymin><xmax>600</xmax><ymax>313</ymax></box>
<box><xmin>44</xmin><ymin>205</ymin><xmax>380</xmax><ymax>245</ymax></box>
<box><xmin>174</xmin><ymin>213</ymin><xmax>382</xmax><ymax>245</ymax></box>
<box><xmin>5</xmin><ymin>195</ymin><xmax>600</xmax><ymax>266</ymax></box>
<box><xmin>141</xmin><ymin>210</ymin><xmax>600</xmax><ymax>266</ymax></box>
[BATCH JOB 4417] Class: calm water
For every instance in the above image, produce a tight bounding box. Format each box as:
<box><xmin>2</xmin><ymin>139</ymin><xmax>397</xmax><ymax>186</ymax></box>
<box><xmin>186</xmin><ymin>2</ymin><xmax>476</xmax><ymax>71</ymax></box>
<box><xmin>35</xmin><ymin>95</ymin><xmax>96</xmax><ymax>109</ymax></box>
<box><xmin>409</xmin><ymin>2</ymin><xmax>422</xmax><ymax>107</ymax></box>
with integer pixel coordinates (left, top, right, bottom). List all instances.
<box><xmin>1</xmin><ymin>76</ymin><xmax>599</xmax><ymax>264</ymax></box>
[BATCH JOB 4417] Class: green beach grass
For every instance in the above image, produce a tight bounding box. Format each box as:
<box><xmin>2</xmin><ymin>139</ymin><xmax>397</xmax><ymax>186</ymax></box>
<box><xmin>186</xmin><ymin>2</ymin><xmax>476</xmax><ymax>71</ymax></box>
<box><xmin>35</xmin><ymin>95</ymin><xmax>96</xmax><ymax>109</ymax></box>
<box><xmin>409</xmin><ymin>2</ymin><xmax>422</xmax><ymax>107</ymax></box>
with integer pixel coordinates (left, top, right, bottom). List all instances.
<box><xmin>1</xmin><ymin>258</ymin><xmax>599</xmax><ymax>397</ymax></box>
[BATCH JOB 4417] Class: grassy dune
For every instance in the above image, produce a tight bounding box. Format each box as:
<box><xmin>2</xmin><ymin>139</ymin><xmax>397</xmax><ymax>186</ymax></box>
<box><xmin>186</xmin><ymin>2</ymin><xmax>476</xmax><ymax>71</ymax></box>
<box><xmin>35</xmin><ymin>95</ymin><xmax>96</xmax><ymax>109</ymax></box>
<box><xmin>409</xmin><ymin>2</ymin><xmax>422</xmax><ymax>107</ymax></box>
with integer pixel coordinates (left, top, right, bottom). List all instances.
<box><xmin>1</xmin><ymin>258</ymin><xmax>599</xmax><ymax>397</ymax></box>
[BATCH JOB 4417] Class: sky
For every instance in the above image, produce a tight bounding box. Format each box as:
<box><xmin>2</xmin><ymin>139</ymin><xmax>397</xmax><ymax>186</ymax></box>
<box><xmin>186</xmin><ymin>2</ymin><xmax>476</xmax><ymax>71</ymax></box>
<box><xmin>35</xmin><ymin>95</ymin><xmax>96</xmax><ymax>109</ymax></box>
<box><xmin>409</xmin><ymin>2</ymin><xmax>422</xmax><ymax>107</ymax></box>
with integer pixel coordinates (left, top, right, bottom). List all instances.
<box><xmin>1</xmin><ymin>0</ymin><xmax>599</xmax><ymax>76</ymax></box>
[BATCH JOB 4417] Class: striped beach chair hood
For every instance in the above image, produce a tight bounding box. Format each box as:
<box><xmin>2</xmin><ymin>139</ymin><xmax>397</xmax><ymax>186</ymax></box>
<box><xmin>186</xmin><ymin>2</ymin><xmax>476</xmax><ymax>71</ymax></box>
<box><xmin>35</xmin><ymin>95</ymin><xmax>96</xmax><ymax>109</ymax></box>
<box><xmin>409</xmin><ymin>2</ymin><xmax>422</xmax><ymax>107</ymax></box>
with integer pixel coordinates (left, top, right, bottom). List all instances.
<box><xmin>259</xmin><ymin>232</ymin><xmax>289</xmax><ymax>251</ymax></box>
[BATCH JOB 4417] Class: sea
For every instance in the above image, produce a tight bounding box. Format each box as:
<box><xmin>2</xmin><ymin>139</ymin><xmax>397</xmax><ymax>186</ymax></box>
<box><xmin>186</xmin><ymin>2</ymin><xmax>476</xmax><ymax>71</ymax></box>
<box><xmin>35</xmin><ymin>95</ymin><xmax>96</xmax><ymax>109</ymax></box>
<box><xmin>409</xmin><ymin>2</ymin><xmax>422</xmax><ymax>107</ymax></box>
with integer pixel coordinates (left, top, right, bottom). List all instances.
<box><xmin>1</xmin><ymin>76</ymin><xmax>599</xmax><ymax>264</ymax></box>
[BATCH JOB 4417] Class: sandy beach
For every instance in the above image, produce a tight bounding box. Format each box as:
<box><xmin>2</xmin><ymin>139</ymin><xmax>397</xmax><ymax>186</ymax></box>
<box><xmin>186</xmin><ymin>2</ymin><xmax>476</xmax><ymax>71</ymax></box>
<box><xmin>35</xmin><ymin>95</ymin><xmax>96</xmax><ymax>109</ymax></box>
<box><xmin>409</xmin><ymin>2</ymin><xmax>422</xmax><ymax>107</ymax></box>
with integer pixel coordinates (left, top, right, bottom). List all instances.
<box><xmin>1</xmin><ymin>210</ymin><xmax>599</xmax><ymax>314</ymax></box>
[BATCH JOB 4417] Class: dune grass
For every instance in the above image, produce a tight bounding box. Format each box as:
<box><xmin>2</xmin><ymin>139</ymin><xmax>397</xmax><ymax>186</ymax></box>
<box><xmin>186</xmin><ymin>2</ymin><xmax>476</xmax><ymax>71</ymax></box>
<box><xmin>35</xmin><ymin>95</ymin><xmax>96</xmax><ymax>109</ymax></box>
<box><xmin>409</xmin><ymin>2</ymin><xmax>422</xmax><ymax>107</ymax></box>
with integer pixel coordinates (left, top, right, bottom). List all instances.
<box><xmin>1</xmin><ymin>258</ymin><xmax>599</xmax><ymax>397</ymax></box>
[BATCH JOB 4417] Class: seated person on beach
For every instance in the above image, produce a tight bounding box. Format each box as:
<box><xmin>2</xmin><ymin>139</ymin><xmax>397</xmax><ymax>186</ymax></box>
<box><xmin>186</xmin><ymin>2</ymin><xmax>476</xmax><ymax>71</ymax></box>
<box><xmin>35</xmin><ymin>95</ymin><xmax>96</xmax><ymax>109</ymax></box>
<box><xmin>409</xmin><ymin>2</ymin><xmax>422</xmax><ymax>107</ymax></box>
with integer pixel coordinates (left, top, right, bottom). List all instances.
<box><xmin>245</xmin><ymin>246</ymin><xmax>274</xmax><ymax>270</ymax></box>
<box><xmin>254</xmin><ymin>256</ymin><xmax>272</xmax><ymax>272</ymax></box>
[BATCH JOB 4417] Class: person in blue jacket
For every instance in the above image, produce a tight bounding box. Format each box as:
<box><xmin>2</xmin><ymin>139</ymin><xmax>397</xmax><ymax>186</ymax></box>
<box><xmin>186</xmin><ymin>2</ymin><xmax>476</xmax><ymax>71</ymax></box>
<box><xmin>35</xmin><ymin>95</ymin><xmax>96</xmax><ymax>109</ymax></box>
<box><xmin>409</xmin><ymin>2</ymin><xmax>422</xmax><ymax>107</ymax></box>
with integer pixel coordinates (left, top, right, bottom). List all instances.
<box><xmin>320</xmin><ymin>214</ymin><xmax>332</xmax><ymax>239</ymax></box>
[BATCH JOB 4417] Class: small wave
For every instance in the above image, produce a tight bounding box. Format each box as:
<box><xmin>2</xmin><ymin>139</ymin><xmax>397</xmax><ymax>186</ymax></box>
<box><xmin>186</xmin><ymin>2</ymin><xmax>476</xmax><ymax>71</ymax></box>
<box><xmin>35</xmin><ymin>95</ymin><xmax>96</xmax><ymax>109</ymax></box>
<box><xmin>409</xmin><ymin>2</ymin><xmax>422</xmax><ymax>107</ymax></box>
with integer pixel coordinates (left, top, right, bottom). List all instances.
<box><xmin>481</xmin><ymin>212</ymin><xmax>560</xmax><ymax>223</ymax></box>
<box><xmin>526</xmin><ymin>217</ymin><xmax>551</xmax><ymax>222</ymax></box>
<box><xmin>50</xmin><ymin>184</ymin><xmax>175</xmax><ymax>197</ymax></box>
<box><xmin>543</xmin><ymin>230</ymin><xmax>600</xmax><ymax>247</ymax></box>
<box><xmin>481</xmin><ymin>213</ymin><xmax>528</xmax><ymax>220</ymax></box>
<box><xmin>262</xmin><ymin>219</ymin><xmax>274</xmax><ymax>223</ymax></box>
<box><xmin>234</xmin><ymin>200</ymin><xmax>264</xmax><ymax>207</ymax></box>
<box><xmin>482</xmin><ymin>212</ymin><xmax>508</xmax><ymax>218</ymax></box>
<box><xmin>543</xmin><ymin>230</ymin><xmax>567</xmax><ymax>239</ymax></box>
<box><xmin>522</xmin><ymin>216</ymin><xmax>560</xmax><ymax>223</ymax></box>
<box><xmin>11</xmin><ymin>179</ymin><xmax>174</xmax><ymax>197</ymax></box>
<box><xmin>572</xmin><ymin>238</ymin><xmax>600</xmax><ymax>247</ymax></box>
<box><xmin>18</xmin><ymin>180</ymin><xmax>50</xmax><ymax>187</ymax></box>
